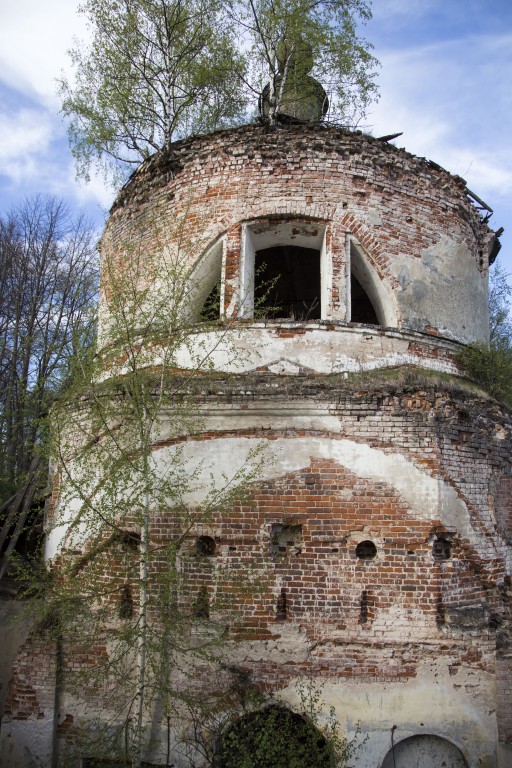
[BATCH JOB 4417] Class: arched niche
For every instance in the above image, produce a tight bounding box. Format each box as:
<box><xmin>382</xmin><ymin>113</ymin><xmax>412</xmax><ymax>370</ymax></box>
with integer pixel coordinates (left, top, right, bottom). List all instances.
<box><xmin>381</xmin><ymin>733</ymin><xmax>468</xmax><ymax>768</ymax></box>
<box><xmin>215</xmin><ymin>706</ymin><xmax>332</xmax><ymax>768</ymax></box>
<box><xmin>186</xmin><ymin>237</ymin><xmax>225</xmax><ymax>322</ymax></box>
<box><xmin>349</xmin><ymin>237</ymin><xmax>397</xmax><ymax>328</ymax></box>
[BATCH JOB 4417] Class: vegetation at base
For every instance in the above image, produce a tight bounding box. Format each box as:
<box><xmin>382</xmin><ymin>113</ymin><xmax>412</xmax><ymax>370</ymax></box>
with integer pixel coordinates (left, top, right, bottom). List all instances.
<box><xmin>457</xmin><ymin>263</ymin><xmax>512</xmax><ymax>407</ymax></box>
<box><xmin>191</xmin><ymin>675</ymin><xmax>363</xmax><ymax>768</ymax></box>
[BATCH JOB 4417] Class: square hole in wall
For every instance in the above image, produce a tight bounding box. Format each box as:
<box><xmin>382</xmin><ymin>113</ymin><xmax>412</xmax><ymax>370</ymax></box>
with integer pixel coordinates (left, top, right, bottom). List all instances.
<box><xmin>270</xmin><ymin>523</ymin><xmax>302</xmax><ymax>557</ymax></box>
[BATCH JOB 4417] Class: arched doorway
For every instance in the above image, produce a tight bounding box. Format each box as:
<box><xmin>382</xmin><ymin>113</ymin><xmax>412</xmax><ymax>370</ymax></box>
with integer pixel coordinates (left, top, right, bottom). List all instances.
<box><xmin>215</xmin><ymin>706</ymin><xmax>332</xmax><ymax>768</ymax></box>
<box><xmin>381</xmin><ymin>734</ymin><xmax>468</xmax><ymax>768</ymax></box>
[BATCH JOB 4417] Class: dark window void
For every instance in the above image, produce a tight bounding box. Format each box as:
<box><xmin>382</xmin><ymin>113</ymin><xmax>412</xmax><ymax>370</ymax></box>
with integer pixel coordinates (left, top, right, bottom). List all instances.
<box><xmin>118</xmin><ymin>584</ymin><xmax>133</xmax><ymax>619</ymax></box>
<box><xmin>432</xmin><ymin>535</ymin><xmax>452</xmax><ymax>560</ymax></box>
<box><xmin>355</xmin><ymin>540</ymin><xmax>377</xmax><ymax>560</ymax></box>
<box><xmin>276</xmin><ymin>587</ymin><xmax>287</xmax><ymax>621</ymax></box>
<box><xmin>196</xmin><ymin>535</ymin><xmax>216</xmax><ymax>557</ymax></box>
<box><xmin>255</xmin><ymin>246</ymin><xmax>321</xmax><ymax>320</ymax></box>
<box><xmin>351</xmin><ymin>274</ymin><xmax>378</xmax><ymax>324</ymax></box>
<box><xmin>270</xmin><ymin>523</ymin><xmax>302</xmax><ymax>557</ymax></box>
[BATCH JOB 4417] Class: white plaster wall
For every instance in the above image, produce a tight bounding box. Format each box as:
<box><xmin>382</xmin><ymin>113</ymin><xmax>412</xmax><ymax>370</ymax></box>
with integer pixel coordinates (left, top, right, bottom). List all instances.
<box><xmin>0</xmin><ymin>719</ymin><xmax>55</xmax><ymax>768</ymax></box>
<box><xmin>391</xmin><ymin>234</ymin><xmax>489</xmax><ymax>344</ymax></box>
<box><xmin>47</xmin><ymin>434</ymin><xmax>480</xmax><ymax>559</ymax></box>
<box><xmin>277</xmin><ymin>658</ymin><xmax>496</xmax><ymax>768</ymax></box>
<box><xmin>98</xmin><ymin>324</ymin><xmax>462</xmax><ymax>381</ymax></box>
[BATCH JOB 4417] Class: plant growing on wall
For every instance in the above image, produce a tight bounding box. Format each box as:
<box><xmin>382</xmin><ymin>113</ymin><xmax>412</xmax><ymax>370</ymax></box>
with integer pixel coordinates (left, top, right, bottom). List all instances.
<box><xmin>13</xmin><ymin>208</ymin><xmax>271</xmax><ymax>767</ymax></box>
<box><xmin>236</xmin><ymin>0</ymin><xmax>379</xmax><ymax>127</ymax></box>
<box><xmin>59</xmin><ymin>0</ymin><xmax>247</xmax><ymax>184</ymax></box>
<box><xmin>58</xmin><ymin>0</ymin><xmax>379</xmax><ymax>185</ymax></box>
<box><xmin>180</xmin><ymin>674</ymin><xmax>363</xmax><ymax>768</ymax></box>
<box><xmin>457</xmin><ymin>262</ymin><xmax>512</xmax><ymax>406</ymax></box>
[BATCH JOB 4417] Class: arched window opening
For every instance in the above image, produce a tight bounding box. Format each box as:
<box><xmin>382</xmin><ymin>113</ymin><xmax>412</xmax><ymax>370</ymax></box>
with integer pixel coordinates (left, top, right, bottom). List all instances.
<box><xmin>350</xmin><ymin>274</ymin><xmax>379</xmax><ymax>324</ymax></box>
<box><xmin>195</xmin><ymin>535</ymin><xmax>216</xmax><ymax>557</ymax></box>
<box><xmin>215</xmin><ymin>706</ymin><xmax>332</xmax><ymax>768</ymax></box>
<box><xmin>355</xmin><ymin>540</ymin><xmax>377</xmax><ymax>560</ymax></box>
<box><xmin>199</xmin><ymin>281</ymin><xmax>221</xmax><ymax>321</ymax></box>
<box><xmin>432</xmin><ymin>533</ymin><xmax>453</xmax><ymax>561</ymax></box>
<box><xmin>189</xmin><ymin>238</ymin><xmax>224</xmax><ymax>322</ymax></box>
<box><xmin>241</xmin><ymin>219</ymin><xmax>327</xmax><ymax>320</ymax></box>
<box><xmin>348</xmin><ymin>238</ymin><xmax>395</xmax><ymax>327</ymax></box>
<box><xmin>255</xmin><ymin>245</ymin><xmax>321</xmax><ymax>320</ymax></box>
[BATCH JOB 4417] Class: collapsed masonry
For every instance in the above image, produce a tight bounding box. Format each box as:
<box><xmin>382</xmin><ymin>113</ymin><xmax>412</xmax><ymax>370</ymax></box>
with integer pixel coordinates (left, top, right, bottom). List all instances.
<box><xmin>1</xmin><ymin>123</ymin><xmax>511</xmax><ymax>768</ymax></box>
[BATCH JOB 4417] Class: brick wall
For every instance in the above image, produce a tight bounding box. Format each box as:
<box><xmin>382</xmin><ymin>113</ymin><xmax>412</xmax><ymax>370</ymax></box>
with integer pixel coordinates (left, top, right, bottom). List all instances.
<box><xmin>99</xmin><ymin>124</ymin><xmax>494</xmax><ymax>346</ymax></box>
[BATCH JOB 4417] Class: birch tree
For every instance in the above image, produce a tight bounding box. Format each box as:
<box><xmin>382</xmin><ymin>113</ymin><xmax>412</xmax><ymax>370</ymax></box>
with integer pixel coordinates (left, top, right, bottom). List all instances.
<box><xmin>59</xmin><ymin>0</ymin><xmax>246</xmax><ymax>183</ymax></box>
<box><xmin>21</xmin><ymin>216</ymin><xmax>268</xmax><ymax>767</ymax></box>
<box><xmin>59</xmin><ymin>0</ymin><xmax>379</xmax><ymax>185</ymax></box>
<box><xmin>236</xmin><ymin>0</ymin><xmax>379</xmax><ymax>126</ymax></box>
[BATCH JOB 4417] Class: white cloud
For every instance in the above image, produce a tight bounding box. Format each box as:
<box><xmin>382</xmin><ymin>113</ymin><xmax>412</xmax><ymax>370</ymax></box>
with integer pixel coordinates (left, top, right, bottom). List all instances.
<box><xmin>371</xmin><ymin>0</ymin><xmax>439</xmax><ymax>21</ymax></box>
<box><xmin>0</xmin><ymin>0</ymin><xmax>87</xmax><ymax>105</ymax></box>
<box><xmin>0</xmin><ymin>102</ymin><xmax>112</xmax><ymax>219</ymax></box>
<box><xmin>368</xmin><ymin>32</ymin><xmax>512</xmax><ymax>181</ymax></box>
<box><xmin>0</xmin><ymin>108</ymin><xmax>54</xmax><ymax>182</ymax></box>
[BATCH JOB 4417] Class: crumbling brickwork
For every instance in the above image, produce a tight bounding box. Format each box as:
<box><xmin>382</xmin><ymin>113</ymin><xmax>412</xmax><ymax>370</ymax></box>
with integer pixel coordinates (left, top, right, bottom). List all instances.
<box><xmin>102</xmin><ymin>124</ymin><xmax>495</xmax><ymax>345</ymax></box>
<box><xmin>1</xmin><ymin>124</ymin><xmax>509</xmax><ymax>768</ymax></box>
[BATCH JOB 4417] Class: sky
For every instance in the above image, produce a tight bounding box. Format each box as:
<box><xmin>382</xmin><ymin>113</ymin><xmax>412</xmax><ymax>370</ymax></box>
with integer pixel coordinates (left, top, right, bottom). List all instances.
<box><xmin>0</xmin><ymin>0</ymin><xmax>511</xmax><ymax>275</ymax></box>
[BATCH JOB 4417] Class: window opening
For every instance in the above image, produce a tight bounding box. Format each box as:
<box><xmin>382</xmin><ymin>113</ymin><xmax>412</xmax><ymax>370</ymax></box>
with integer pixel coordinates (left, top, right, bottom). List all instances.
<box><xmin>432</xmin><ymin>534</ymin><xmax>453</xmax><ymax>560</ymax></box>
<box><xmin>355</xmin><ymin>540</ymin><xmax>377</xmax><ymax>560</ymax></box>
<box><xmin>215</xmin><ymin>706</ymin><xmax>332</xmax><ymax>768</ymax></box>
<box><xmin>270</xmin><ymin>524</ymin><xmax>302</xmax><ymax>557</ymax></box>
<box><xmin>241</xmin><ymin>220</ymin><xmax>327</xmax><ymax>319</ymax></box>
<box><xmin>348</xmin><ymin>237</ymin><xmax>396</xmax><ymax>327</ymax></box>
<box><xmin>118</xmin><ymin>530</ymin><xmax>140</xmax><ymax>550</ymax></box>
<box><xmin>276</xmin><ymin>587</ymin><xmax>288</xmax><ymax>621</ymax></box>
<box><xmin>350</xmin><ymin>274</ymin><xmax>379</xmax><ymax>324</ymax></box>
<box><xmin>359</xmin><ymin>589</ymin><xmax>375</xmax><ymax>625</ymax></box>
<box><xmin>118</xmin><ymin>584</ymin><xmax>133</xmax><ymax>619</ymax></box>
<box><xmin>199</xmin><ymin>282</ymin><xmax>221</xmax><ymax>321</ymax></box>
<box><xmin>190</xmin><ymin>238</ymin><xmax>224</xmax><ymax>322</ymax></box>
<box><xmin>195</xmin><ymin>535</ymin><xmax>216</xmax><ymax>557</ymax></box>
<box><xmin>255</xmin><ymin>245</ymin><xmax>321</xmax><ymax>320</ymax></box>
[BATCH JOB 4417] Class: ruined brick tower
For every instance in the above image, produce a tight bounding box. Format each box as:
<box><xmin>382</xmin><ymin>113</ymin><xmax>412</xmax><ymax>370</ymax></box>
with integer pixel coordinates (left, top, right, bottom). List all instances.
<box><xmin>2</xmin><ymin>123</ymin><xmax>511</xmax><ymax>768</ymax></box>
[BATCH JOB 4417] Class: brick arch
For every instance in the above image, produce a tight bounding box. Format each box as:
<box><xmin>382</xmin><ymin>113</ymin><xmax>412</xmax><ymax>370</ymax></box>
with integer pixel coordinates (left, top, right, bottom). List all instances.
<box><xmin>339</xmin><ymin>212</ymin><xmax>400</xmax><ymax>290</ymax></box>
<box><xmin>189</xmin><ymin>208</ymin><xmax>401</xmax><ymax>324</ymax></box>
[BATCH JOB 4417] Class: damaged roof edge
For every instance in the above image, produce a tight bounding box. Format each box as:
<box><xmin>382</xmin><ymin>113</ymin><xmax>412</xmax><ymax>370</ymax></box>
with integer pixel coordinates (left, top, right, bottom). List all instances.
<box><xmin>108</xmin><ymin>124</ymin><xmax>502</xmax><ymax>244</ymax></box>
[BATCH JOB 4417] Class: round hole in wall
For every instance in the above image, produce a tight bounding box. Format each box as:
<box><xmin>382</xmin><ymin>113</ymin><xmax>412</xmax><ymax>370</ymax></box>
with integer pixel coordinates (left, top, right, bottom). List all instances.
<box><xmin>195</xmin><ymin>535</ymin><xmax>216</xmax><ymax>557</ymax></box>
<box><xmin>355</xmin><ymin>540</ymin><xmax>377</xmax><ymax>560</ymax></box>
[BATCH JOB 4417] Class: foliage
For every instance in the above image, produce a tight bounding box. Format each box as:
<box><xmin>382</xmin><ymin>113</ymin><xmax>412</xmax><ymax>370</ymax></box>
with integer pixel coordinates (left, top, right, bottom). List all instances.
<box><xmin>0</xmin><ymin>195</ymin><xmax>98</xmax><ymax>508</ymax></box>
<box><xmin>58</xmin><ymin>0</ymin><xmax>247</xmax><ymax>183</ymax></box>
<box><xmin>14</xmin><ymin>213</ymin><xmax>269</xmax><ymax>768</ymax></box>
<box><xmin>59</xmin><ymin>0</ymin><xmax>379</xmax><ymax>184</ymax></box>
<box><xmin>211</xmin><ymin>677</ymin><xmax>363</xmax><ymax>768</ymax></box>
<box><xmin>457</xmin><ymin>263</ymin><xmax>512</xmax><ymax>406</ymax></box>
<box><xmin>237</xmin><ymin>0</ymin><xmax>379</xmax><ymax>127</ymax></box>
<box><xmin>488</xmin><ymin>262</ymin><xmax>512</xmax><ymax>347</ymax></box>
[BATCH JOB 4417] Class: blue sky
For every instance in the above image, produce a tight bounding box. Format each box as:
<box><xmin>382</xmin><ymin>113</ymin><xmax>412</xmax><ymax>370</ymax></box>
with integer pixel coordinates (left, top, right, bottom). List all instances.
<box><xmin>0</xmin><ymin>0</ymin><xmax>511</xmax><ymax>276</ymax></box>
